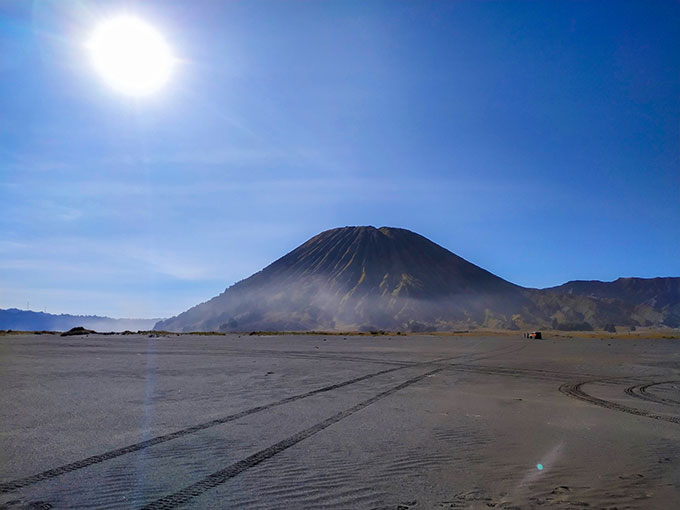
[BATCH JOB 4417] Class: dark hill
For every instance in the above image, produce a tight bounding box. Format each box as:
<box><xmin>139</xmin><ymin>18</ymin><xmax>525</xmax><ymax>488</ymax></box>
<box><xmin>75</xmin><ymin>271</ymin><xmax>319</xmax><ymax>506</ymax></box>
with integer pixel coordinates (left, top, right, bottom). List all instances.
<box><xmin>246</xmin><ymin>226</ymin><xmax>520</xmax><ymax>298</ymax></box>
<box><xmin>156</xmin><ymin>226</ymin><xmax>529</xmax><ymax>332</ymax></box>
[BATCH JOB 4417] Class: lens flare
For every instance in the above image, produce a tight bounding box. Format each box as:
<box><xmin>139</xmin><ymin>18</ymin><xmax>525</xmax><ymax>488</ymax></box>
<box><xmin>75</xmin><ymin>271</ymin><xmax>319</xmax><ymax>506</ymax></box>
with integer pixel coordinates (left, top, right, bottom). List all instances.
<box><xmin>87</xmin><ymin>16</ymin><xmax>174</xmax><ymax>96</ymax></box>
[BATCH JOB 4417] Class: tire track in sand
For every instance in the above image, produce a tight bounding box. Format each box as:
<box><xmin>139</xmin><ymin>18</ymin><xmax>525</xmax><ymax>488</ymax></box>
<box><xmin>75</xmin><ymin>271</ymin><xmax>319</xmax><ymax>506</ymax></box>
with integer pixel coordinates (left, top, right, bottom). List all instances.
<box><xmin>625</xmin><ymin>380</ymin><xmax>680</xmax><ymax>407</ymax></box>
<box><xmin>139</xmin><ymin>367</ymin><xmax>446</xmax><ymax>510</ymax></box>
<box><xmin>0</xmin><ymin>365</ymin><xmax>405</xmax><ymax>495</ymax></box>
<box><xmin>560</xmin><ymin>380</ymin><xmax>680</xmax><ymax>425</ymax></box>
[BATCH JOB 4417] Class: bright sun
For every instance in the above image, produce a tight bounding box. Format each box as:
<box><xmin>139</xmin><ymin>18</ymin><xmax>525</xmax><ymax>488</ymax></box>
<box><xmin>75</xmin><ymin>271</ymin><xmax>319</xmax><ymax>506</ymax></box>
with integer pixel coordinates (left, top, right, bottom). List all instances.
<box><xmin>87</xmin><ymin>16</ymin><xmax>175</xmax><ymax>96</ymax></box>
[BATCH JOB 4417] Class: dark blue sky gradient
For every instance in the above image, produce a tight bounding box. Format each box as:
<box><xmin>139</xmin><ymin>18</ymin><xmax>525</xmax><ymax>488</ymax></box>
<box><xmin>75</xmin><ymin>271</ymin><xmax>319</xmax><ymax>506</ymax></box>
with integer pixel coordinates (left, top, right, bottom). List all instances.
<box><xmin>1</xmin><ymin>0</ymin><xmax>678</xmax><ymax>317</ymax></box>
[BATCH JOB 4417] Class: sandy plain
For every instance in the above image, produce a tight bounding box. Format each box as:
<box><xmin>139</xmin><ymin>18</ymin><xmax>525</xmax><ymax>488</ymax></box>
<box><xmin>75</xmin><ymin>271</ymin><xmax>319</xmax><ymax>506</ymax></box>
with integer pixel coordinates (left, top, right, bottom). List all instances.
<box><xmin>0</xmin><ymin>333</ymin><xmax>679</xmax><ymax>509</ymax></box>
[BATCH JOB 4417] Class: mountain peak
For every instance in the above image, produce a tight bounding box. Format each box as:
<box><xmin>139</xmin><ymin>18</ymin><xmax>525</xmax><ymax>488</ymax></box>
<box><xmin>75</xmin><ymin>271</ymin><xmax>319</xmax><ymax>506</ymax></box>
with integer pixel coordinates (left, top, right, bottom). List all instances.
<box><xmin>156</xmin><ymin>226</ymin><xmax>523</xmax><ymax>332</ymax></box>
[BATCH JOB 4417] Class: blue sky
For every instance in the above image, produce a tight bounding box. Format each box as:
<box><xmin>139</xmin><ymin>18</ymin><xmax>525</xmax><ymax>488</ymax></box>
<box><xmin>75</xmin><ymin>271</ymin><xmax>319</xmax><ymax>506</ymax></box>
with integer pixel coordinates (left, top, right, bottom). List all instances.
<box><xmin>1</xmin><ymin>0</ymin><xmax>678</xmax><ymax>318</ymax></box>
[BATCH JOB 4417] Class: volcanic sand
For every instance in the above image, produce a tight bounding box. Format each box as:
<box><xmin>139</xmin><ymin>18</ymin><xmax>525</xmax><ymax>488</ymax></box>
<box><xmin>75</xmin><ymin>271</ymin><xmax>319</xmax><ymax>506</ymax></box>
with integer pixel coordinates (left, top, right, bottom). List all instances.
<box><xmin>0</xmin><ymin>333</ymin><xmax>679</xmax><ymax>509</ymax></box>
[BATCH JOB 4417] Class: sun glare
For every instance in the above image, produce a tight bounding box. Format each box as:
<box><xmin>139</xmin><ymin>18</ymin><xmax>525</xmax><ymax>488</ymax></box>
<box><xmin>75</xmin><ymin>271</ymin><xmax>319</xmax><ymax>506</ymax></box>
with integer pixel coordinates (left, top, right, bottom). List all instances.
<box><xmin>87</xmin><ymin>16</ymin><xmax>175</xmax><ymax>96</ymax></box>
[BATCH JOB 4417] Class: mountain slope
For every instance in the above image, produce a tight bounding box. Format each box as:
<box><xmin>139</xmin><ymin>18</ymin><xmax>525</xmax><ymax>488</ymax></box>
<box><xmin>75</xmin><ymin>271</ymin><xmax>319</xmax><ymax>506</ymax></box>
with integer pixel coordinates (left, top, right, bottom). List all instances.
<box><xmin>156</xmin><ymin>226</ymin><xmax>529</xmax><ymax>332</ymax></box>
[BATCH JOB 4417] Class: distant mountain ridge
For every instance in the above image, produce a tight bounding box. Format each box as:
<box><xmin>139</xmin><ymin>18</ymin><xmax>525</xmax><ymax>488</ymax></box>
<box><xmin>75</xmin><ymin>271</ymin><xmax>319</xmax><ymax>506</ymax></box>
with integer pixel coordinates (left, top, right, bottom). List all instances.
<box><xmin>0</xmin><ymin>309</ymin><xmax>160</xmax><ymax>332</ymax></box>
<box><xmin>547</xmin><ymin>277</ymin><xmax>680</xmax><ymax>310</ymax></box>
<box><xmin>543</xmin><ymin>277</ymin><xmax>680</xmax><ymax>329</ymax></box>
<box><xmin>155</xmin><ymin>226</ymin><xmax>679</xmax><ymax>332</ymax></box>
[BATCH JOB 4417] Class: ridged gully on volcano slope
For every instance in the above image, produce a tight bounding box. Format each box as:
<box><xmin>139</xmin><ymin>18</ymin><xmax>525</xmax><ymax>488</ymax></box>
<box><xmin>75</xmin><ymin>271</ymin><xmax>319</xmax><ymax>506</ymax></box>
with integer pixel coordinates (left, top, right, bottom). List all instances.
<box><xmin>0</xmin><ymin>339</ymin><xmax>523</xmax><ymax>495</ymax></box>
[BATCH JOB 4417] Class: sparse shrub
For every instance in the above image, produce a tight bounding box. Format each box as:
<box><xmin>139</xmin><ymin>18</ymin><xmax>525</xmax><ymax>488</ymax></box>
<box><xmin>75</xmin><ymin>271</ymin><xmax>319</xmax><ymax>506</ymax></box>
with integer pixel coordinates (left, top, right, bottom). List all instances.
<box><xmin>61</xmin><ymin>326</ymin><xmax>96</xmax><ymax>336</ymax></box>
